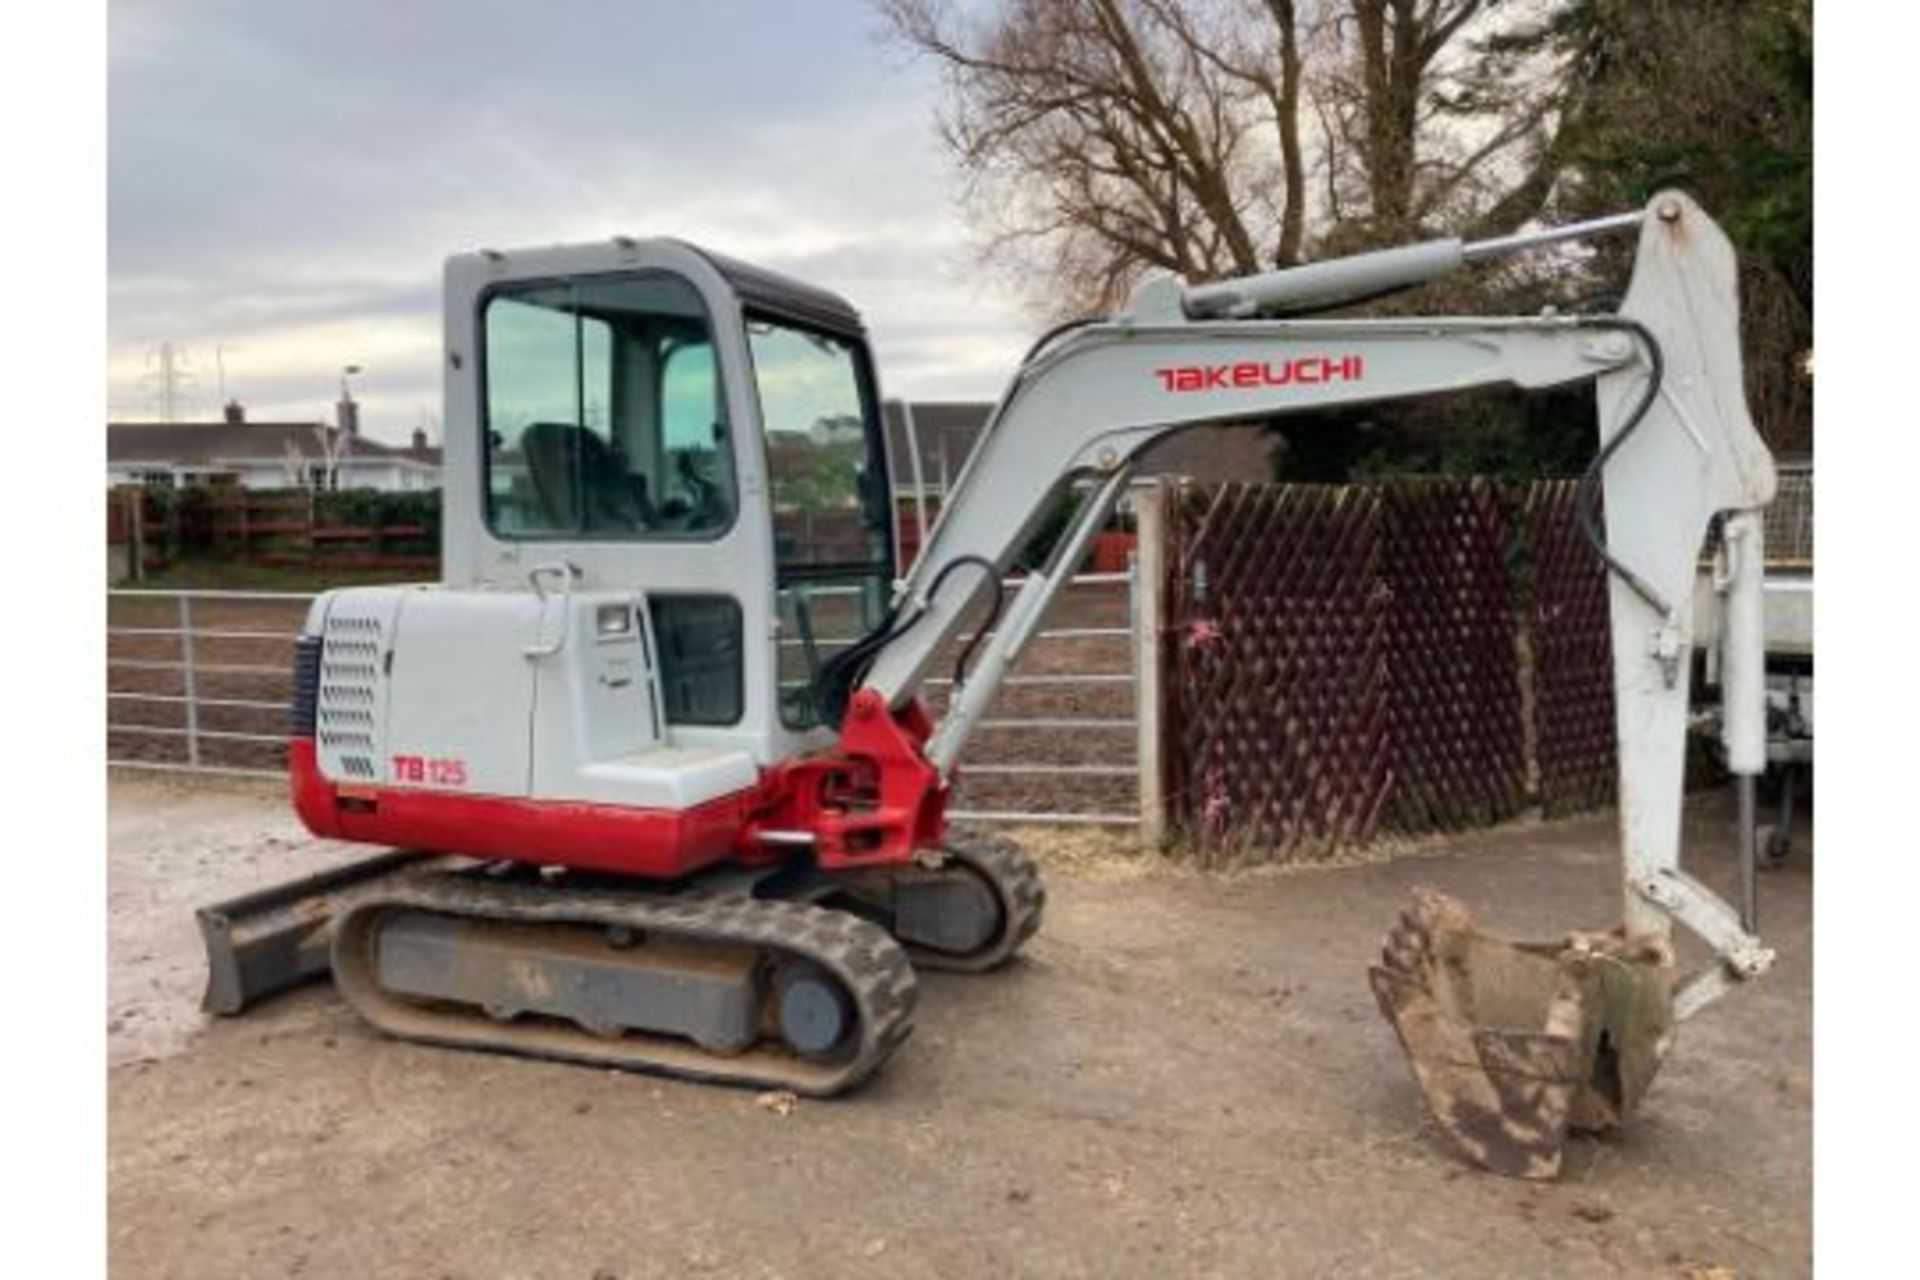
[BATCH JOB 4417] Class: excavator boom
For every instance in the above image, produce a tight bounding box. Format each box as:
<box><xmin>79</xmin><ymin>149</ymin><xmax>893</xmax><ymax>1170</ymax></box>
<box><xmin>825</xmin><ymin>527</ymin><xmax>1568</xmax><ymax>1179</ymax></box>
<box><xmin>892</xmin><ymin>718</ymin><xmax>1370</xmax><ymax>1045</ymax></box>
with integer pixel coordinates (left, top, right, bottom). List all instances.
<box><xmin>834</xmin><ymin>191</ymin><xmax>1774</xmax><ymax>1174</ymax></box>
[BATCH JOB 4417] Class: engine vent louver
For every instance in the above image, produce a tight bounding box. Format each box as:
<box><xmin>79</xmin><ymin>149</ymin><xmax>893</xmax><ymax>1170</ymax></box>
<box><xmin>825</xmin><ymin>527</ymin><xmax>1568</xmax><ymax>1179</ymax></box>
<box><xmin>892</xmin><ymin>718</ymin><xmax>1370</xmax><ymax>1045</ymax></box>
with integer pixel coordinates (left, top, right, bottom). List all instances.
<box><xmin>317</xmin><ymin>612</ymin><xmax>383</xmax><ymax>780</ymax></box>
<box><xmin>290</xmin><ymin>635</ymin><xmax>322</xmax><ymax>737</ymax></box>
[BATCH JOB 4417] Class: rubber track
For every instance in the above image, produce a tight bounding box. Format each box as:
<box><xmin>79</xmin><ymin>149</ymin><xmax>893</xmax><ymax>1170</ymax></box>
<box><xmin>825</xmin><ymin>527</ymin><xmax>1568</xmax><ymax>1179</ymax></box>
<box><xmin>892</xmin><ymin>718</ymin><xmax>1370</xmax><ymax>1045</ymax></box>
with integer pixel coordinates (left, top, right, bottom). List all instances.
<box><xmin>330</xmin><ymin>869</ymin><xmax>918</xmax><ymax>1097</ymax></box>
<box><xmin>908</xmin><ymin>829</ymin><xmax>1046</xmax><ymax>973</ymax></box>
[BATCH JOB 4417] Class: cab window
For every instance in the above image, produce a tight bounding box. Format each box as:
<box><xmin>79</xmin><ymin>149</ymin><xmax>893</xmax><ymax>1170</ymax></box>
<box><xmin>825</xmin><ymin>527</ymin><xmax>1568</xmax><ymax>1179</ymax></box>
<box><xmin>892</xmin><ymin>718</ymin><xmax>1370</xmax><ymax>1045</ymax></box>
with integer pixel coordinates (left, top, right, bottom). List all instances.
<box><xmin>483</xmin><ymin>273</ymin><xmax>734</xmax><ymax>539</ymax></box>
<box><xmin>746</xmin><ymin>315</ymin><xmax>893</xmax><ymax>728</ymax></box>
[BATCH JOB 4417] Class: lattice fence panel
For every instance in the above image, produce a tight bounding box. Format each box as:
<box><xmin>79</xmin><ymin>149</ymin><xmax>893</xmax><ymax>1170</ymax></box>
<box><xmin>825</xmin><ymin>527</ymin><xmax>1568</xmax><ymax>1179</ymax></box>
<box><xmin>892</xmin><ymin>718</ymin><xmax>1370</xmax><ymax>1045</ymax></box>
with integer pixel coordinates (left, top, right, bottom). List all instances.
<box><xmin>1161</xmin><ymin>478</ymin><xmax>1616</xmax><ymax>859</ymax></box>
<box><xmin>1381</xmin><ymin>481</ymin><xmax>1528</xmax><ymax>831</ymax></box>
<box><xmin>1765</xmin><ymin>466</ymin><xmax>1812</xmax><ymax>567</ymax></box>
<box><xmin>1523</xmin><ymin>480</ymin><xmax>1618</xmax><ymax>816</ymax></box>
<box><xmin>1164</xmin><ymin>480</ymin><xmax>1541</xmax><ymax>859</ymax></box>
<box><xmin>1163</xmin><ymin>483</ymin><xmax>1393</xmax><ymax>861</ymax></box>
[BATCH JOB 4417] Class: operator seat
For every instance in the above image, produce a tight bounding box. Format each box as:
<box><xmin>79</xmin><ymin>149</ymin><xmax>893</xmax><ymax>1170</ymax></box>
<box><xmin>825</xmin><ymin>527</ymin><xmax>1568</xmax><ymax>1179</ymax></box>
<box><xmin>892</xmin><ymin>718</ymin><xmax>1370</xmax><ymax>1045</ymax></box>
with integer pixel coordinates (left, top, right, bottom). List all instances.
<box><xmin>522</xmin><ymin>421</ymin><xmax>654</xmax><ymax>532</ymax></box>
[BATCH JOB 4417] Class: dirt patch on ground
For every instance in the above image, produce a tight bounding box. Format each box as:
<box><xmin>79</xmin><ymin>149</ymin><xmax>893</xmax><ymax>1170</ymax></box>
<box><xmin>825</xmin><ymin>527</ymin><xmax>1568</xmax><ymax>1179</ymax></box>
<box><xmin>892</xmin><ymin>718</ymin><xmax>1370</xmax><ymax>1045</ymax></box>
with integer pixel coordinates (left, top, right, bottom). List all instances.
<box><xmin>108</xmin><ymin>777</ymin><xmax>1810</xmax><ymax>1279</ymax></box>
<box><xmin>106</xmin><ymin>772</ymin><xmax>370</xmax><ymax>1067</ymax></box>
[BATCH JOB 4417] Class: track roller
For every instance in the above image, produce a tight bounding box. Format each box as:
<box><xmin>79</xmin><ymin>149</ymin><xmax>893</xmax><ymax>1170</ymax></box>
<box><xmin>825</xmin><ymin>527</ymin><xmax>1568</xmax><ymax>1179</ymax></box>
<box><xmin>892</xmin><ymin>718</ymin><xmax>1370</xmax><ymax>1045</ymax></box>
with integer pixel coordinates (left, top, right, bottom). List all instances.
<box><xmin>823</xmin><ymin>829</ymin><xmax>1047</xmax><ymax>973</ymax></box>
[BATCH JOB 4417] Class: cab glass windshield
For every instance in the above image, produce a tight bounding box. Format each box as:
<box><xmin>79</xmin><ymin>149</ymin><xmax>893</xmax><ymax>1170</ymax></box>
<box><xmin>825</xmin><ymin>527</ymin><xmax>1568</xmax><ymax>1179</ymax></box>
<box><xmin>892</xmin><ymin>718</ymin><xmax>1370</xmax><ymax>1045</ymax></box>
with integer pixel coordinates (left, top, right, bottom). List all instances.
<box><xmin>483</xmin><ymin>273</ymin><xmax>734</xmax><ymax>539</ymax></box>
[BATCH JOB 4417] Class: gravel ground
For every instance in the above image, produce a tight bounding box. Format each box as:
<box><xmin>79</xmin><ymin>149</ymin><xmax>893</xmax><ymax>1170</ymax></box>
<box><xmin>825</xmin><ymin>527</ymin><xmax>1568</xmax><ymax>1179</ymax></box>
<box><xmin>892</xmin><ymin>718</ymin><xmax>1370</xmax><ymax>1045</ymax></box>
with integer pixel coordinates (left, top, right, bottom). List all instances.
<box><xmin>108</xmin><ymin>774</ymin><xmax>1810</xmax><ymax>1279</ymax></box>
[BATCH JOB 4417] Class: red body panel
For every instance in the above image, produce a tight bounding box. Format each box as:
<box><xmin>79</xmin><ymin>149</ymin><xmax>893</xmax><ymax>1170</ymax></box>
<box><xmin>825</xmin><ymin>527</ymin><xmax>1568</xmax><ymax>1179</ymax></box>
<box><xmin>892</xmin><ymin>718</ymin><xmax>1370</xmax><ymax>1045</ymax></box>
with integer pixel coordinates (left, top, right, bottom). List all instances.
<box><xmin>288</xmin><ymin>692</ymin><xmax>951</xmax><ymax>880</ymax></box>
<box><xmin>745</xmin><ymin>692</ymin><xmax>948</xmax><ymax>871</ymax></box>
<box><xmin>289</xmin><ymin>739</ymin><xmax>761</xmax><ymax>878</ymax></box>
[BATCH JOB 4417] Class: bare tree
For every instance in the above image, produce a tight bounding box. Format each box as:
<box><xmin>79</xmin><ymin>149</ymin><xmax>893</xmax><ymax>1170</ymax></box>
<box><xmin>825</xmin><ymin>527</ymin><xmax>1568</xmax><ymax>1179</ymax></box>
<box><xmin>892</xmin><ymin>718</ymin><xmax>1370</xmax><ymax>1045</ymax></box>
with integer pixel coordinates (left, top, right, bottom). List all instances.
<box><xmin>1312</xmin><ymin>0</ymin><xmax>1581</xmax><ymax>247</ymax></box>
<box><xmin>881</xmin><ymin>0</ymin><xmax>1316</xmax><ymax>313</ymax></box>
<box><xmin>882</xmin><ymin>0</ymin><xmax>1593</xmax><ymax>314</ymax></box>
<box><xmin>311</xmin><ymin>424</ymin><xmax>343</xmax><ymax>492</ymax></box>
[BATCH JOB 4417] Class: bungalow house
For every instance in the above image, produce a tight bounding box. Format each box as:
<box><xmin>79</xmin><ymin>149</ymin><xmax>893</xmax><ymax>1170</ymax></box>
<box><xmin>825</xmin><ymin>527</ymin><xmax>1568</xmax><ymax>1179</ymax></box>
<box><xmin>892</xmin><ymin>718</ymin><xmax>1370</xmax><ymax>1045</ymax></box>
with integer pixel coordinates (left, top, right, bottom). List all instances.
<box><xmin>106</xmin><ymin>402</ymin><xmax>441</xmax><ymax>493</ymax></box>
<box><xmin>110</xmin><ymin>397</ymin><xmax>1276</xmax><ymax>499</ymax></box>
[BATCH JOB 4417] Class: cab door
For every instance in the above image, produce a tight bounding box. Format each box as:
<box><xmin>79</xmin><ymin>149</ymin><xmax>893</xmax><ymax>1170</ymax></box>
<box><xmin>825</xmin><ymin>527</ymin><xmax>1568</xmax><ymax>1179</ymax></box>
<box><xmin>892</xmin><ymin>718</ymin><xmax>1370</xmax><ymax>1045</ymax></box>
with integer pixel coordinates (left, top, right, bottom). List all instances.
<box><xmin>742</xmin><ymin>314</ymin><xmax>896</xmax><ymax>745</ymax></box>
<box><xmin>472</xmin><ymin>268</ymin><xmax>753</xmax><ymax>758</ymax></box>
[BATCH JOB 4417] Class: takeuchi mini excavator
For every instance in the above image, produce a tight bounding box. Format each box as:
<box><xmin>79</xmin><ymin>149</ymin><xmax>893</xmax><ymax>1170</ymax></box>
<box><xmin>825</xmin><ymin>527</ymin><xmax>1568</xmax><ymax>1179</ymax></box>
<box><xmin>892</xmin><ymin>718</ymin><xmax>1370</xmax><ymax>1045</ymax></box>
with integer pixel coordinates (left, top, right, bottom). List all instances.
<box><xmin>200</xmin><ymin>191</ymin><xmax>1777</xmax><ymax>1179</ymax></box>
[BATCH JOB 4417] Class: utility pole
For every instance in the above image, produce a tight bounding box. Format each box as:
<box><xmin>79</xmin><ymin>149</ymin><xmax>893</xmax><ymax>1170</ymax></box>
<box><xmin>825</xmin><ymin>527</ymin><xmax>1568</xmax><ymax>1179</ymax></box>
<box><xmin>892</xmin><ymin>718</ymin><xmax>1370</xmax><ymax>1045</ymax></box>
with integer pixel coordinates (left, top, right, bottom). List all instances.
<box><xmin>143</xmin><ymin>341</ymin><xmax>198</xmax><ymax>424</ymax></box>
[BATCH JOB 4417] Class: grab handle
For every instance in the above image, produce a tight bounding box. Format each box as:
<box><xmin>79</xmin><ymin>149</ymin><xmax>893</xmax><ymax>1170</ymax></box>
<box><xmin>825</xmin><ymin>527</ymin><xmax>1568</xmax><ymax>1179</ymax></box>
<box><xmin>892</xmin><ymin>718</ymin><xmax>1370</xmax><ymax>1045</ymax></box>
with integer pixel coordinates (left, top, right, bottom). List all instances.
<box><xmin>524</xmin><ymin>561</ymin><xmax>580</xmax><ymax>658</ymax></box>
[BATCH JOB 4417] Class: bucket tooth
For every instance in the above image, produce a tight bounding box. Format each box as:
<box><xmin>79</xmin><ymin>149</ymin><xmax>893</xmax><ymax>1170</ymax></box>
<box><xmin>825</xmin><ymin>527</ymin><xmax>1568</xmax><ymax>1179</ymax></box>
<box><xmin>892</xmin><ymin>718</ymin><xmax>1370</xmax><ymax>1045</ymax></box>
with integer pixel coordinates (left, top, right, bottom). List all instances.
<box><xmin>1368</xmin><ymin>888</ymin><xmax>1675</xmax><ymax>1180</ymax></box>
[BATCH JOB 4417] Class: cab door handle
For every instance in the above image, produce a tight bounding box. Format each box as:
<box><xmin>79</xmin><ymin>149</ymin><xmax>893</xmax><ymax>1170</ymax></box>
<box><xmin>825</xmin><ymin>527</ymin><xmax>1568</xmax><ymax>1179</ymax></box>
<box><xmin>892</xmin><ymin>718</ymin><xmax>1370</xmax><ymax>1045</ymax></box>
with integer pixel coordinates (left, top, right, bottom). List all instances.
<box><xmin>523</xmin><ymin>561</ymin><xmax>580</xmax><ymax>658</ymax></box>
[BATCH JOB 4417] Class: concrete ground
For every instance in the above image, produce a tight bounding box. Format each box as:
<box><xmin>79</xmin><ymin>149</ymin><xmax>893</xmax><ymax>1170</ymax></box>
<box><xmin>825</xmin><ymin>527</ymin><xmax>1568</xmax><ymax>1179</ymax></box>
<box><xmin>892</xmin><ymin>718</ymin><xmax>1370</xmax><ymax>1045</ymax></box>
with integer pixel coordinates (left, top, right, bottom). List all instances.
<box><xmin>108</xmin><ymin>776</ymin><xmax>1811</xmax><ymax>1279</ymax></box>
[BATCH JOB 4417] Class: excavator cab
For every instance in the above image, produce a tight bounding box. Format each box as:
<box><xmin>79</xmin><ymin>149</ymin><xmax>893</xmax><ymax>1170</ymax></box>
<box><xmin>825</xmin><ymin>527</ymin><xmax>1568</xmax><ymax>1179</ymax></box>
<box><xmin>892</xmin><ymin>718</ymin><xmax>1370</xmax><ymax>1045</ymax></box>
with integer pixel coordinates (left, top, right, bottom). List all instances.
<box><xmin>452</xmin><ymin>245</ymin><xmax>898</xmax><ymax>769</ymax></box>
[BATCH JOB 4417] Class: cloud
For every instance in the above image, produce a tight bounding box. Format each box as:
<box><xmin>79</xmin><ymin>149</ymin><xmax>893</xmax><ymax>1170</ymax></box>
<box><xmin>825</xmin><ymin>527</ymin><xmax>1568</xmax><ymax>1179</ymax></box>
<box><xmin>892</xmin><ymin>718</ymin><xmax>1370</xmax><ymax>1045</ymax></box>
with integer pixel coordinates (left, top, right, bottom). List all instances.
<box><xmin>109</xmin><ymin>0</ymin><xmax>1035</xmax><ymax>441</ymax></box>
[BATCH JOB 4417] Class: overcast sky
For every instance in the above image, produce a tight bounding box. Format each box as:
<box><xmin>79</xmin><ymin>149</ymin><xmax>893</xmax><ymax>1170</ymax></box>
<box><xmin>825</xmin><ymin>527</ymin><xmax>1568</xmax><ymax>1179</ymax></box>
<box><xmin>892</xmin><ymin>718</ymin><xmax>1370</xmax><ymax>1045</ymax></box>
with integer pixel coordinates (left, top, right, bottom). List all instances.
<box><xmin>108</xmin><ymin>0</ymin><xmax>1032</xmax><ymax>445</ymax></box>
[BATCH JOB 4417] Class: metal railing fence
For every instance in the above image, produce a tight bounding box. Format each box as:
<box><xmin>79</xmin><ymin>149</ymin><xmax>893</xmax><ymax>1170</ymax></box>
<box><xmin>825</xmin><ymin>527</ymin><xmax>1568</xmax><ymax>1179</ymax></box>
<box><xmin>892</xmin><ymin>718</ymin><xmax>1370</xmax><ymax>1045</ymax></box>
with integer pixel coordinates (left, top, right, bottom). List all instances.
<box><xmin>107</xmin><ymin>574</ymin><xmax>1145</xmax><ymax>826</ymax></box>
<box><xmin>107</xmin><ymin>589</ymin><xmax>315</xmax><ymax>781</ymax></box>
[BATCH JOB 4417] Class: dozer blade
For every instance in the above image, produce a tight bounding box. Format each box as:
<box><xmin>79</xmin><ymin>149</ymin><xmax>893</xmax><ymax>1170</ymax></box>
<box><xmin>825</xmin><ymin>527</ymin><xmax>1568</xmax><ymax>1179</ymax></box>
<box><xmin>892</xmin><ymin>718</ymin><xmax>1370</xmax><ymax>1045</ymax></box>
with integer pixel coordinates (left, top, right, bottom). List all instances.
<box><xmin>197</xmin><ymin>851</ymin><xmax>445</xmax><ymax>1015</ymax></box>
<box><xmin>1368</xmin><ymin>888</ymin><xmax>1675</xmax><ymax>1180</ymax></box>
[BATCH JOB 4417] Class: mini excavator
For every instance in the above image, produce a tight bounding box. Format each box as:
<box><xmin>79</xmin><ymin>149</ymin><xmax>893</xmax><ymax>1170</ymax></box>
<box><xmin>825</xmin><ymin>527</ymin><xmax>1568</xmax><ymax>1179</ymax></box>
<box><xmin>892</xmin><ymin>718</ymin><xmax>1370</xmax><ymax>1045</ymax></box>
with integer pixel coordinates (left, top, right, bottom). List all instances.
<box><xmin>200</xmin><ymin>191</ymin><xmax>1776</xmax><ymax>1179</ymax></box>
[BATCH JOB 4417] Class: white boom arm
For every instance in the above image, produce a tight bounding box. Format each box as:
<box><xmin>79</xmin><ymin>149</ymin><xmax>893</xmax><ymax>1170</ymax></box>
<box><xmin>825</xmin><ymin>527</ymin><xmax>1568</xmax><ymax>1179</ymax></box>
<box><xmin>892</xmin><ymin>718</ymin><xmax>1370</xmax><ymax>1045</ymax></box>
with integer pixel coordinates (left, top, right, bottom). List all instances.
<box><xmin>859</xmin><ymin>191</ymin><xmax>1776</xmax><ymax>1015</ymax></box>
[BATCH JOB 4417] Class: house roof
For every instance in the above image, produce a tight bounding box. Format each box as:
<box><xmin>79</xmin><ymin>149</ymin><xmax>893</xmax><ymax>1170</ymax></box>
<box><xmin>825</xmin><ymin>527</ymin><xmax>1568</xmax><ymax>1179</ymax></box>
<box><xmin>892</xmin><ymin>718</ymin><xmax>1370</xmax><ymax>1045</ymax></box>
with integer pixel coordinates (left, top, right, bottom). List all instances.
<box><xmin>880</xmin><ymin>400</ymin><xmax>1277</xmax><ymax>488</ymax></box>
<box><xmin>108</xmin><ymin>403</ymin><xmax>1271</xmax><ymax>485</ymax></box>
<box><xmin>880</xmin><ymin>401</ymin><xmax>993</xmax><ymax>483</ymax></box>
<box><xmin>107</xmin><ymin>420</ymin><xmax>440</xmax><ymax>468</ymax></box>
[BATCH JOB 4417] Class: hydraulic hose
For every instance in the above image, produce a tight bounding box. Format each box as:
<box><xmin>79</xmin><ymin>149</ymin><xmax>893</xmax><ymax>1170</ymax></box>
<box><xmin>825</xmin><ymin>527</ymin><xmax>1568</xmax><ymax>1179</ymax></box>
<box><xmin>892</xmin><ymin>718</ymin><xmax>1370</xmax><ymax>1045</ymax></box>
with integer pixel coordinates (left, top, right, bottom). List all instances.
<box><xmin>809</xmin><ymin>554</ymin><xmax>1004</xmax><ymax>731</ymax></box>
<box><xmin>1571</xmin><ymin>315</ymin><xmax>1672</xmax><ymax>618</ymax></box>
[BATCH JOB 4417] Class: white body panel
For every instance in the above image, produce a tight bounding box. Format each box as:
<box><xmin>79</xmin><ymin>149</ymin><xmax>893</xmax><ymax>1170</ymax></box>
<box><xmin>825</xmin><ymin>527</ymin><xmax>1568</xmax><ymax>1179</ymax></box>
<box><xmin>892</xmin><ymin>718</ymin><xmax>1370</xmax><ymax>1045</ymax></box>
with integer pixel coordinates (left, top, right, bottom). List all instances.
<box><xmin>309</xmin><ymin>584</ymin><xmax>760</xmax><ymax>810</ymax></box>
<box><xmin>385</xmin><ymin>588</ymin><xmax>543</xmax><ymax>796</ymax></box>
<box><xmin>527</xmin><ymin>590</ymin><xmax>760</xmax><ymax>807</ymax></box>
<box><xmin>530</xmin><ymin>590</ymin><xmax>663</xmax><ymax>776</ymax></box>
<box><xmin>567</xmin><ymin>749</ymin><xmax>761</xmax><ymax>809</ymax></box>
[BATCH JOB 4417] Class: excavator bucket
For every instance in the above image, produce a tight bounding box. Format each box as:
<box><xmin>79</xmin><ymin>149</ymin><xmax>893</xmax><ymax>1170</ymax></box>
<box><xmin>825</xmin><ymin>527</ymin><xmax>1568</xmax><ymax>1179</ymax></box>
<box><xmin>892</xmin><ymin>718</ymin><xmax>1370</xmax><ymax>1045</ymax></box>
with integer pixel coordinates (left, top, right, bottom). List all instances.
<box><xmin>1368</xmin><ymin>889</ymin><xmax>1676</xmax><ymax>1180</ymax></box>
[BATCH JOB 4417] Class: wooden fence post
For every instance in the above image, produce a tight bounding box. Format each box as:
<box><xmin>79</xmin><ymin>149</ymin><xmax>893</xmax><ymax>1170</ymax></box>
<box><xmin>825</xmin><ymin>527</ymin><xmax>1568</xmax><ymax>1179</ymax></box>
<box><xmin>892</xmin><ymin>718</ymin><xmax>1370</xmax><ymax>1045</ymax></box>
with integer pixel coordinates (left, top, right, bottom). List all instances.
<box><xmin>127</xmin><ymin>488</ymin><xmax>146</xmax><ymax>583</ymax></box>
<box><xmin>1132</xmin><ymin>479</ymin><xmax>1169</xmax><ymax>845</ymax></box>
